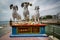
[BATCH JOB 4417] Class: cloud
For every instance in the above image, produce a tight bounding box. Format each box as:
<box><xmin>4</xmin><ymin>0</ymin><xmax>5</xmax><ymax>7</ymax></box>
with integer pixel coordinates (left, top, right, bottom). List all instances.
<box><xmin>0</xmin><ymin>0</ymin><xmax>60</xmax><ymax>21</ymax></box>
<box><xmin>40</xmin><ymin>6</ymin><xmax>60</xmax><ymax>16</ymax></box>
<box><xmin>40</xmin><ymin>5</ymin><xmax>60</xmax><ymax>12</ymax></box>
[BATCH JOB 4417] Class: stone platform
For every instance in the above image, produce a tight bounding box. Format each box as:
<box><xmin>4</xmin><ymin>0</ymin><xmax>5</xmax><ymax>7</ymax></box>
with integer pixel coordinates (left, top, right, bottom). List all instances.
<box><xmin>0</xmin><ymin>32</ymin><xmax>49</xmax><ymax>40</ymax></box>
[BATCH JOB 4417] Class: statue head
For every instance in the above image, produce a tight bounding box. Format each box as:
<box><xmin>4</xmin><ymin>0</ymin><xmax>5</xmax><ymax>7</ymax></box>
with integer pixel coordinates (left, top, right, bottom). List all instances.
<box><xmin>21</xmin><ymin>2</ymin><xmax>32</xmax><ymax>8</ymax></box>
<box><xmin>10</xmin><ymin>4</ymin><xmax>18</xmax><ymax>10</ymax></box>
<box><xmin>35</xmin><ymin>6</ymin><xmax>40</xmax><ymax>10</ymax></box>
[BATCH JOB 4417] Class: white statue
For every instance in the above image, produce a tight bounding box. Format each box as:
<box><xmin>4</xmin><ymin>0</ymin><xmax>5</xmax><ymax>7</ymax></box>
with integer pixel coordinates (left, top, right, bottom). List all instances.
<box><xmin>21</xmin><ymin>2</ymin><xmax>32</xmax><ymax>21</ymax></box>
<box><xmin>32</xmin><ymin>6</ymin><xmax>40</xmax><ymax>22</ymax></box>
<box><xmin>10</xmin><ymin>4</ymin><xmax>21</xmax><ymax>22</ymax></box>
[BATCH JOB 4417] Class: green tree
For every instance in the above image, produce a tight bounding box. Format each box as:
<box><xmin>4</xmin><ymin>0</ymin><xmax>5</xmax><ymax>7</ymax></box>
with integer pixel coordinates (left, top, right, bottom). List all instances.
<box><xmin>46</xmin><ymin>15</ymin><xmax>52</xmax><ymax>19</ymax></box>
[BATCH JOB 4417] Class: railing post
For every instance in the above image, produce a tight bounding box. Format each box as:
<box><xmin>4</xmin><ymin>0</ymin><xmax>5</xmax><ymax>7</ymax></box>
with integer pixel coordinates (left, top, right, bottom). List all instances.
<box><xmin>40</xmin><ymin>26</ymin><xmax>45</xmax><ymax>34</ymax></box>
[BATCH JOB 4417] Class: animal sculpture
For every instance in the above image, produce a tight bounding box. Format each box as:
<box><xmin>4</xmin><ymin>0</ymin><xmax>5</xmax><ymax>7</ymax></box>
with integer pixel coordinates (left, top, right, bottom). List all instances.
<box><xmin>32</xmin><ymin>6</ymin><xmax>40</xmax><ymax>22</ymax></box>
<box><xmin>10</xmin><ymin>4</ymin><xmax>21</xmax><ymax>22</ymax></box>
<box><xmin>21</xmin><ymin>2</ymin><xmax>32</xmax><ymax>21</ymax></box>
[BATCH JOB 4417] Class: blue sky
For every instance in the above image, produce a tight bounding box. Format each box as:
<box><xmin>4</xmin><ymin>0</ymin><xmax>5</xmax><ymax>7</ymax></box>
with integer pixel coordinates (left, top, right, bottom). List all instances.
<box><xmin>0</xmin><ymin>0</ymin><xmax>60</xmax><ymax>21</ymax></box>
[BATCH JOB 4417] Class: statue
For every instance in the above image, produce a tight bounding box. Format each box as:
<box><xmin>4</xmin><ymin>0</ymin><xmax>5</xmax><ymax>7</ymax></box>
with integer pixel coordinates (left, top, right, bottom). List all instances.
<box><xmin>10</xmin><ymin>4</ymin><xmax>21</xmax><ymax>22</ymax></box>
<box><xmin>32</xmin><ymin>6</ymin><xmax>40</xmax><ymax>22</ymax></box>
<box><xmin>21</xmin><ymin>2</ymin><xmax>32</xmax><ymax>21</ymax></box>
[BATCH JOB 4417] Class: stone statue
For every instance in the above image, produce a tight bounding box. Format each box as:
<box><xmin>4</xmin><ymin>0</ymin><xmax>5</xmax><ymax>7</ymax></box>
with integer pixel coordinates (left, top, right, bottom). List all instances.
<box><xmin>10</xmin><ymin>4</ymin><xmax>21</xmax><ymax>22</ymax></box>
<box><xmin>21</xmin><ymin>2</ymin><xmax>32</xmax><ymax>21</ymax></box>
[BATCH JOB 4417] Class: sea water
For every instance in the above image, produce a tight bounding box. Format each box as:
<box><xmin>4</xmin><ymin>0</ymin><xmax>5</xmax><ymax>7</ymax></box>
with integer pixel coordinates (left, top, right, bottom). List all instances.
<box><xmin>0</xmin><ymin>21</ymin><xmax>11</xmax><ymax>37</ymax></box>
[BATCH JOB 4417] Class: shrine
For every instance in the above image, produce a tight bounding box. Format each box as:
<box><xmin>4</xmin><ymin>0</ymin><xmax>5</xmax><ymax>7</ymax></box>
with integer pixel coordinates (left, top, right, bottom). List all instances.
<box><xmin>10</xmin><ymin>21</ymin><xmax>47</xmax><ymax>37</ymax></box>
<box><xmin>10</xmin><ymin>2</ymin><xmax>47</xmax><ymax>37</ymax></box>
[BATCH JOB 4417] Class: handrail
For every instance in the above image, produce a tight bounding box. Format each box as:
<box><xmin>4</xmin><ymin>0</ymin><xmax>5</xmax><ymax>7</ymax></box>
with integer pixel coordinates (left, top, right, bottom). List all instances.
<box><xmin>49</xmin><ymin>25</ymin><xmax>60</xmax><ymax>28</ymax></box>
<box><xmin>54</xmin><ymin>32</ymin><xmax>60</xmax><ymax>35</ymax></box>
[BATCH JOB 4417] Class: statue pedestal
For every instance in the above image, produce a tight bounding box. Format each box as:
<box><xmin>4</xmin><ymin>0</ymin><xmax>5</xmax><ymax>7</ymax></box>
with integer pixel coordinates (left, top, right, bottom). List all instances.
<box><xmin>10</xmin><ymin>22</ymin><xmax>47</xmax><ymax>37</ymax></box>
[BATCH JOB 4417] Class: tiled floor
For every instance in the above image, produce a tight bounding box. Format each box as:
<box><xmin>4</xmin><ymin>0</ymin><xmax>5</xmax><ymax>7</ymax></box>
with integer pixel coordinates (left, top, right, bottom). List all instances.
<box><xmin>0</xmin><ymin>32</ymin><xmax>49</xmax><ymax>40</ymax></box>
